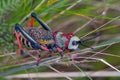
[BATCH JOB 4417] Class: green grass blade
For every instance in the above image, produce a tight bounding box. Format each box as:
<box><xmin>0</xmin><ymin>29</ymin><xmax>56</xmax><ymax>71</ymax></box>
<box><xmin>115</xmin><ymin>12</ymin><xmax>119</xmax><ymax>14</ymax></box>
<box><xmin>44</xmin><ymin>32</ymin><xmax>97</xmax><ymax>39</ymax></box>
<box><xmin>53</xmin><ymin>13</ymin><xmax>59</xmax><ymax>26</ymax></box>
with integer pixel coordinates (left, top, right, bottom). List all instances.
<box><xmin>72</xmin><ymin>63</ymin><xmax>93</xmax><ymax>80</ymax></box>
<box><xmin>94</xmin><ymin>36</ymin><xmax>120</xmax><ymax>49</ymax></box>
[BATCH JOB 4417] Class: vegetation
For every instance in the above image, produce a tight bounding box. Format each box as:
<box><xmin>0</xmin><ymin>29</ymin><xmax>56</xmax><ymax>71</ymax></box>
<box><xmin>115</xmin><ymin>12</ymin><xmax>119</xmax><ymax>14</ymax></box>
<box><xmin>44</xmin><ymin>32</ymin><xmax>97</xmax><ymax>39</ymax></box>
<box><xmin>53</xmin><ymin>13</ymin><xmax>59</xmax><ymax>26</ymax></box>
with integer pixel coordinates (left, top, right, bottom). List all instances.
<box><xmin>0</xmin><ymin>0</ymin><xmax>120</xmax><ymax>80</ymax></box>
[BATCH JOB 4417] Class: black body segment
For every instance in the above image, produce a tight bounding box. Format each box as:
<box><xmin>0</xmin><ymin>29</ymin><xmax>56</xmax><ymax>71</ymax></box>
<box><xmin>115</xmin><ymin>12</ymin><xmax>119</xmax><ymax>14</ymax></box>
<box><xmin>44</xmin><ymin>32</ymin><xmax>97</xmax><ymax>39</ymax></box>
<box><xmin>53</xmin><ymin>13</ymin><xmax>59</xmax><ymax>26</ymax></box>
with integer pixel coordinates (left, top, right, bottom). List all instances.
<box><xmin>19</xmin><ymin>35</ymin><xmax>33</xmax><ymax>48</ymax></box>
<box><xmin>31</xmin><ymin>13</ymin><xmax>52</xmax><ymax>31</ymax></box>
<box><xmin>15</xmin><ymin>24</ymin><xmax>45</xmax><ymax>50</ymax></box>
<box><xmin>25</xmin><ymin>27</ymin><xmax>54</xmax><ymax>45</ymax></box>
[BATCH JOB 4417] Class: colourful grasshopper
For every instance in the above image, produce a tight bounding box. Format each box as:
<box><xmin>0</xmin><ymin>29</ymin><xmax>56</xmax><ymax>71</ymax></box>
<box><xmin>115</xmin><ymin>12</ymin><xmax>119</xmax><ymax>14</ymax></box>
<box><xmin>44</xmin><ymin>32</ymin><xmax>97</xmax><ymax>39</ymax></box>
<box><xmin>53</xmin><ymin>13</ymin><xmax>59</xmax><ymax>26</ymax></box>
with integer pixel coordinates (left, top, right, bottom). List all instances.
<box><xmin>14</xmin><ymin>13</ymin><xmax>99</xmax><ymax>65</ymax></box>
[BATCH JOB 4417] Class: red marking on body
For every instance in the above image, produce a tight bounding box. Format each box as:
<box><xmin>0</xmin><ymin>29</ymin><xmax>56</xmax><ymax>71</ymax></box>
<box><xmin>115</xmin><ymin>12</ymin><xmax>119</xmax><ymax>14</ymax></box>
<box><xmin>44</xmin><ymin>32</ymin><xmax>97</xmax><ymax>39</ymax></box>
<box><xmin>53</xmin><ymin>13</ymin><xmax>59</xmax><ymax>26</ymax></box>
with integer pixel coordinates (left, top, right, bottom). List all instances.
<box><xmin>30</xmin><ymin>16</ymin><xmax>34</xmax><ymax>27</ymax></box>
<box><xmin>66</xmin><ymin>49</ymin><xmax>70</xmax><ymax>53</ymax></box>
<box><xmin>62</xmin><ymin>33</ymin><xmax>74</xmax><ymax>49</ymax></box>
<box><xmin>57</xmin><ymin>48</ymin><xmax>63</xmax><ymax>52</ymax></box>
<box><xmin>14</xmin><ymin>31</ymin><xmax>23</xmax><ymax>54</ymax></box>
<box><xmin>53</xmin><ymin>31</ymin><xmax>59</xmax><ymax>44</ymax></box>
<box><xmin>27</xmin><ymin>16</ymin><xmax>34</xmax><ymax>27</ymax></box>
<box><xmin>41</xmin><ymin>46</ymin><xmax>49</xmax><ymax>51</ymax></box>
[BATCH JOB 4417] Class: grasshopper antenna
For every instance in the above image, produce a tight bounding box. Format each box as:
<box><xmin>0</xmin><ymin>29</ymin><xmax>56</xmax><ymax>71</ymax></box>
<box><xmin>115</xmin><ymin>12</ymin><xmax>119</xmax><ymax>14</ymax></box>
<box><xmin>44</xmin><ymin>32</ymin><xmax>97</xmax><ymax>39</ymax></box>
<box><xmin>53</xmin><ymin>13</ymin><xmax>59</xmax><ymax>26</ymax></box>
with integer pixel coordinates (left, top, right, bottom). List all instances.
<box><xmin>81</xmin><ymin>33</ymin><xmax>101</xmax><ymax>43</ymax></box>
<box><xmin>73</xmin><ymin>33</ymin><xmax>101</xmax><ymax>50</ymax></box>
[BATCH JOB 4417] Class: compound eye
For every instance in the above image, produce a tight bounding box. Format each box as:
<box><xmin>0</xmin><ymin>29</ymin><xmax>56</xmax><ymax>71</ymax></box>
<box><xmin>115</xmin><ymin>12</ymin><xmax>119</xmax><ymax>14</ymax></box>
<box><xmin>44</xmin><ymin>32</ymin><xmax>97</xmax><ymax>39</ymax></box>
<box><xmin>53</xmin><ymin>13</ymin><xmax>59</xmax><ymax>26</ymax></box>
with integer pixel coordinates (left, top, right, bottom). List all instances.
<box><xmin>68</xmin><ymin>36</ymin><xmax>80</xmax><ymax>50</ymax></box>
<box><xmin>72</xmin><ymin>41</ymin><xmax>77</xmax><ymax>45</ymax></box>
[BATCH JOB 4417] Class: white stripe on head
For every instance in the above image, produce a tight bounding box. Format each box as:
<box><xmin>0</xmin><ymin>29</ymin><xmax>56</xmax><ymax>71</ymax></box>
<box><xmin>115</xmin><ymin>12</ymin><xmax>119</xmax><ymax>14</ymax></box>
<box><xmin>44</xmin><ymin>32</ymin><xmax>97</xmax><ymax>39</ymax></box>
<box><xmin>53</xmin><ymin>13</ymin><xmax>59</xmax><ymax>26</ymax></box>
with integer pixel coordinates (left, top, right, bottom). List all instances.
<box><xmin>68</xmin><ymin>36</ymin><xmax>80</xmax><ymax>50</ymax></box>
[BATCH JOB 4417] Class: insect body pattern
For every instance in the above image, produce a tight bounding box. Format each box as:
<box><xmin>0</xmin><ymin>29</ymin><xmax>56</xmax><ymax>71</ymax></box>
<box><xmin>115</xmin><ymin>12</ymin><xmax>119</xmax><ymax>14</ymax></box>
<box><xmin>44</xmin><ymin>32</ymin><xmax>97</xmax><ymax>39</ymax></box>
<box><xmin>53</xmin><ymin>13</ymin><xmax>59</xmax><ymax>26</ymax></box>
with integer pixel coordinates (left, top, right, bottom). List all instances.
<box><xmin>14</xmin><ymin>13</ymin><xmax>99</xmax><ymax>65</ymax></box>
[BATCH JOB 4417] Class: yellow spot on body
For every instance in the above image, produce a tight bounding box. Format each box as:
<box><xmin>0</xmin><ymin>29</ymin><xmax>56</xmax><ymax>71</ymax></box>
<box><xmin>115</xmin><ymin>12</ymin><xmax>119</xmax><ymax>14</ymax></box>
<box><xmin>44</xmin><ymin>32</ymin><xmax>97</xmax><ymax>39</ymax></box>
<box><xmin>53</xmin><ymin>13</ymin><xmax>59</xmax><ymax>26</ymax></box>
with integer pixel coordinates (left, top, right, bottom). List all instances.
<box><xmin>37</xmin><ymin>39</ymin><xmax>52</xmax><ymax>45</ymax></box>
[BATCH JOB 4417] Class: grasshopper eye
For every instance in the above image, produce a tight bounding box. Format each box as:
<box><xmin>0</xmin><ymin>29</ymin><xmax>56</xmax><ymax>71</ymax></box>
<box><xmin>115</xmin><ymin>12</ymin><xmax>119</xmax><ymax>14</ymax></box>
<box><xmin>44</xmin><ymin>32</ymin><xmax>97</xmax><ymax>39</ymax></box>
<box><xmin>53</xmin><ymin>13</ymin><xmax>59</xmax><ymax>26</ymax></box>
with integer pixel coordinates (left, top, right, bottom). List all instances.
<box><xmin>72</xmin><ymin>41</ymin><xmax>78</xmax><ymax>45</ymax></box>
<box><xmin>68</xmin><ymin>36</ymin><xmax>80</xmax><ymax>50</ymax></box>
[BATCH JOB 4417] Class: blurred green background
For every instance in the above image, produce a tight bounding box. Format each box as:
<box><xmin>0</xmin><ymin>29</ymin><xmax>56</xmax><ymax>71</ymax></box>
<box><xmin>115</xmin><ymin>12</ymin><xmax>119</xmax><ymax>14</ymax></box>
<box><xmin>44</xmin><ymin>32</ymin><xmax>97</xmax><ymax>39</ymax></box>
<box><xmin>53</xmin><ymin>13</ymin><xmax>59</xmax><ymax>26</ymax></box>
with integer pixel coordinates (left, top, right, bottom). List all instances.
<box><xmin>0</xmin><ymin>0</ymin><xmax>120</xmax><ymax>80</ymax></box>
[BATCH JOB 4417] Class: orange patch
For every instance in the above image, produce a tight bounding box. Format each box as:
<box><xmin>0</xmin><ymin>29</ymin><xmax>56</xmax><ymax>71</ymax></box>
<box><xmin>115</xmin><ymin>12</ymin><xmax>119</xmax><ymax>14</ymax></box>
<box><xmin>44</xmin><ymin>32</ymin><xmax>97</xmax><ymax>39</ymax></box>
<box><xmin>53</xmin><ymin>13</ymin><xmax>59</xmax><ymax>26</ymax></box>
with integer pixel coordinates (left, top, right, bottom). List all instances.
<box><xmin>37</xmin><ymin>39</ymin><xmax>53</xmax><ymax>45</ymax></box>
